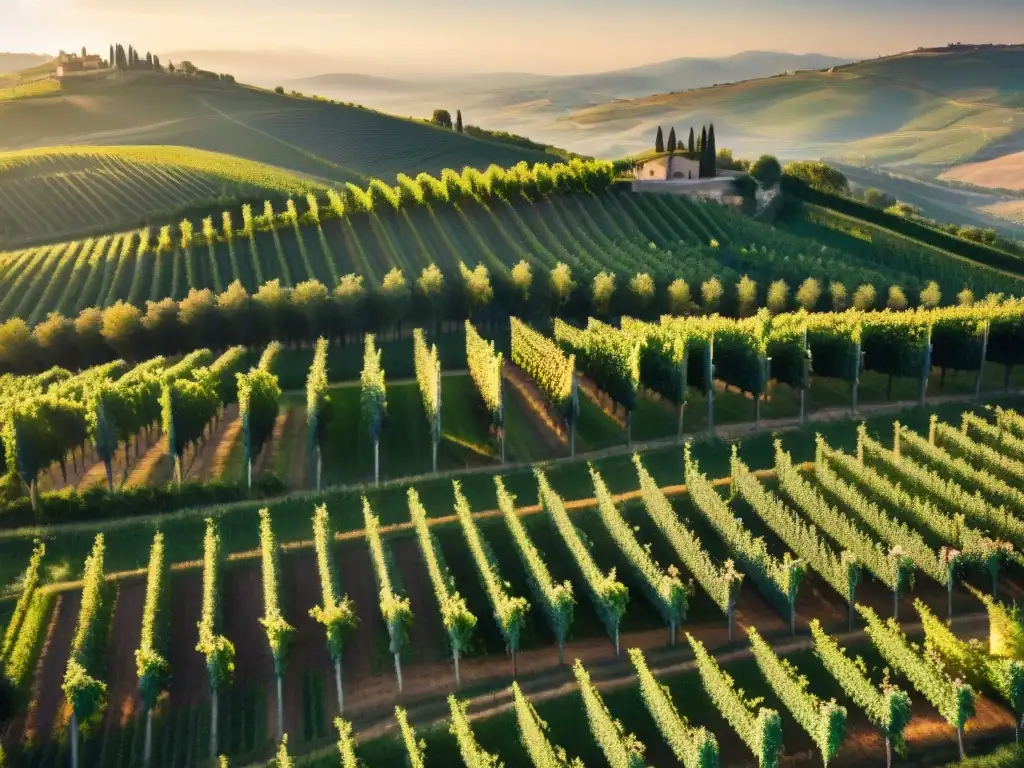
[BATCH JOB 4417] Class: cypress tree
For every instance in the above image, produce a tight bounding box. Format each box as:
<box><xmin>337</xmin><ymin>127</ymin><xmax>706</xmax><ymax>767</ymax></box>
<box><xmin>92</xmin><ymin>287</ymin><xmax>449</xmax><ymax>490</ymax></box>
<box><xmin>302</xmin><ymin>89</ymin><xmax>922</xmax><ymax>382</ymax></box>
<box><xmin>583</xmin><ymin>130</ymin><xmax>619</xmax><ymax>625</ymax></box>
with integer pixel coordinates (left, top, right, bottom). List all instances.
<box><xmin>456</xmin><ymin>110</ymin><xmax>463</xmax><ymax>133</ymax></box>
<box><xmin>655</xmin><ymin>126</ymin><xmax>664</xmax><ymax>153</ymax></box>
<box><xmin>707</xmin><ymin>123</ymin><xmax>717</xmax><ymax>176</ymax></box>
<box><xmin>667</xmin><ymin>127</ymin><xmax>677</xmax><ymax>152</ymax></box>
<box><xmin>699</xmin><ymin>126</ymin><xmax>709</xmax><ymax>177</ymax></box>
<box><xmin>109</xmin><ymin>44</ymin><xmax>114</xmax><ymax>69</ymax></box>
<box><xmin>688</xmin><ymin>127</ymin><xmax>695</xmax><ymax>158</ymax></box>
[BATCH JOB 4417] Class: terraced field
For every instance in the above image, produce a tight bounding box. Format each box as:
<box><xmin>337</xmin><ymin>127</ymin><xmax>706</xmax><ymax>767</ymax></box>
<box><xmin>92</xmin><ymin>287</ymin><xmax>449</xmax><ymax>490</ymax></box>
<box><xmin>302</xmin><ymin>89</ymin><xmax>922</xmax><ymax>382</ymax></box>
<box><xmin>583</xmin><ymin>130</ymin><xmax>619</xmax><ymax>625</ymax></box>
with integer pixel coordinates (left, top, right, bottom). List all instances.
<box><xmin>1</xmin><ymin>188</ymin><xmax>1019</xmax><ymax>327</ymax></box>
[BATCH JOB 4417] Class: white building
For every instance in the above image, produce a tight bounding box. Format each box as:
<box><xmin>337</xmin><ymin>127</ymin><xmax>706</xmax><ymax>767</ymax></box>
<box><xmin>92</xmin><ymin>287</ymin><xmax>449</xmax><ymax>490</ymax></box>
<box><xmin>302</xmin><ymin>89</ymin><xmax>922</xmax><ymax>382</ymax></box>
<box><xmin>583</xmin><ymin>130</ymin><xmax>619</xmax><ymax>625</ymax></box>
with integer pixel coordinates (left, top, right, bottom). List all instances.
<box><xmin>632</xmin><ymin>153</ymin><xmax>702</xmax><ymax>181</ymax></box>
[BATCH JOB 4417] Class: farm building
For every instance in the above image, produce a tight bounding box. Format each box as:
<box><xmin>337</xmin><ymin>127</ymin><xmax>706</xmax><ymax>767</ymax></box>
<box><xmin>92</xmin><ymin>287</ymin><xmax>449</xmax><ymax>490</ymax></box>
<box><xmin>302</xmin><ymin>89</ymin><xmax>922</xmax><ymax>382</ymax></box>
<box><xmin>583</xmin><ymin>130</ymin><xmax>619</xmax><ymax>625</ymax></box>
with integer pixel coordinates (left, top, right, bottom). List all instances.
<box><xmin>56</xmin><ymin>54</ymin><xmax>103</xmax><ymax>76</ymax></box>
<box><xmin>632</xmin><ymin>153</ymin><xmax>702</xmax><ymax>181</ymax></box>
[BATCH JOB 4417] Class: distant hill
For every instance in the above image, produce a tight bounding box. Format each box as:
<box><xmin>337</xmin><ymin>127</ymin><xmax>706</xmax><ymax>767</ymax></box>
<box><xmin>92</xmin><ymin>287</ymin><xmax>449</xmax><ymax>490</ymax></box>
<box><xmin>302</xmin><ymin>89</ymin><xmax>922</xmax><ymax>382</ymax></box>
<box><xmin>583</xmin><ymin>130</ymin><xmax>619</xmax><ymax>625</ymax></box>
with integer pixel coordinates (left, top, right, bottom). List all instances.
<box><xmin>0</xmin><ymin>73</ymin><xmax>559</xmax><ymax>246</ymax></box>
<box><xmin>550</xmin><ymin>45</ymin><xmax>1024</xmax><ymax>171</ymax></box>
<box><xmin>286</xmin><ymin>51</ymin><xmax>851</xmax><ymax>124</ymax></box>
<box><xmin>0</xmin><ymin>53</ymin><xmax>52</xmax><ymax>75</ymax></box>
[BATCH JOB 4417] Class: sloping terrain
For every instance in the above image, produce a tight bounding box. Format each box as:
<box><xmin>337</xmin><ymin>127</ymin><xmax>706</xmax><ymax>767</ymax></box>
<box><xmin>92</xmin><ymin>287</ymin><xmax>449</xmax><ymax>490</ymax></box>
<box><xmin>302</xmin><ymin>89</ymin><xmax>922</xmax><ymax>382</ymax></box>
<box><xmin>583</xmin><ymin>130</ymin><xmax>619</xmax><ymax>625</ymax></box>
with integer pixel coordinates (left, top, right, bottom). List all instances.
<box><xmin>550</xmin><ymin>46</ymin><xmax>1024</xmax><ymax>171</ymax></box>
<box><xmin>0</xmin><ymin>73</ymin><xmax>558</xmax><ymax>243</ymax></box>
<box><xmin>940</xmin><ymin>150</ymin><xmax>1024</xmax><ymax>191</ymax></box>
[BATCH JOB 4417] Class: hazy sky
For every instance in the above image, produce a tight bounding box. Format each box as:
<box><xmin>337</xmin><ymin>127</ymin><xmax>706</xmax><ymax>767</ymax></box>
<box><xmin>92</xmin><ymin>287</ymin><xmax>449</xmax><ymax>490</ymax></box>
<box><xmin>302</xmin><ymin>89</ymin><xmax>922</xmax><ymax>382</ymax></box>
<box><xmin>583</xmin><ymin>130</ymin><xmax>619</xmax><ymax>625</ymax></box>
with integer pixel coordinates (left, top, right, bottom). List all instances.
<box><xmin>5</xmin><ymin>0</ymin><xmax>1024</xmax><ymax>74</ymax></box>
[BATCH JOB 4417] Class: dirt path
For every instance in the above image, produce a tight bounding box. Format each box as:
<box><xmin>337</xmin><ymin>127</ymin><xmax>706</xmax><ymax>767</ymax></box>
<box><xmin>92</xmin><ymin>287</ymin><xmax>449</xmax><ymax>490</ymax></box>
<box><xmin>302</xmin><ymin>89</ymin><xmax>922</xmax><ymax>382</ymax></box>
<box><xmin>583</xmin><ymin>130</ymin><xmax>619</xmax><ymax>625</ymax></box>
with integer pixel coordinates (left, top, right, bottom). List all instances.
<box><xmin>185</xmin><ymin>405</ymin><xmax>240</xmax><ymax>482</ymax></box>
<box><xmin>335</xmin><ymin>541</ymin><xmax>387</xmax><ymax>689</ymax></box>
<box><xmin>100</xmin><ymin>581</ymin><xmax>145</xmax><ymax>736</ymax></box>
<box><xmin>124</xmin><ymin>434</ymin><xmax>172</xmax><ymax>488</ymax></box>
<box><xmin>209</xmin><ymin>413</ymin><xmax>244</xmax><ymax>482</ymax></box>
<box><xmin>166</xmin><ymin>570</ymin><xmax>206</xmax><ymax>707</ymax></box>
<box><xmin>279</xmin><ymin>550</ymin><xmax>333</xmax><ymax>736</ymax></box>
<box><xmin>253</xmin><ymin>409</ymin><xmax>289</xmax><ymax>479</ymax></box>
<box><xmin>502</xmin><ymin>362</ymin><xmax>566</xmax><ymax>451</ymax></box>
<box><xmin>577</xmin><ymin>373</ymin><xmax>626</xmax><ymax>429</ymax></box>
<box><xmin>76</xmin><ymin>430</ymin><xmax>162</xmax><ymax>491</ymax></box>
<box><xmin>25</xmin><ymin>591</ymin><xmax>79</xmax><ymax>743</ymax></box>
<box><xmin>283</xmin><ymin>408</ymin><xmax>309</xmax><ymax>489</ymax></box>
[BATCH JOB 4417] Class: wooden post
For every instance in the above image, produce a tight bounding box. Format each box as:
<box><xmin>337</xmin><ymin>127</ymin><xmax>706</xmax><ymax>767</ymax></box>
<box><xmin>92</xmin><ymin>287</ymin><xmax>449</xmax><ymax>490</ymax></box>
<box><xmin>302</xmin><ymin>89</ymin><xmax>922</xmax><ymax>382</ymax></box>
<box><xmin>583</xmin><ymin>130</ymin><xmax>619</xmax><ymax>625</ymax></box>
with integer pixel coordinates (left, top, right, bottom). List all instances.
<box><xmin>374</xmin><ymin>439</ymin><xmax>380</xmax><ymax>486</ymax></box>
<box><xmin>144</xmin><ymin>709</ymin><xmax>153</xmax><ymax>766</ymax></box>
<box><xmin>210</xmin><ymin>690</ymin><xmax>218</xmax><ymax>758</ymax></box>
<box><xmin>499</xmin><ymin>381</ymin><xmax>506</xmax><ymax>464</ymax></box>
<box><xmin>71</xmin><ymin>712</ymin><xmax>79</xmax><ymax>768</ymax></box>
<box><xmin>334</xmin><ymin>660</ymin><xmax>343</xmax><ymax>716</ymax></box>
<box><xmin>276</xmin><ymin>675</ymin><xmax>284</xmax><ymax>743</ymax></box>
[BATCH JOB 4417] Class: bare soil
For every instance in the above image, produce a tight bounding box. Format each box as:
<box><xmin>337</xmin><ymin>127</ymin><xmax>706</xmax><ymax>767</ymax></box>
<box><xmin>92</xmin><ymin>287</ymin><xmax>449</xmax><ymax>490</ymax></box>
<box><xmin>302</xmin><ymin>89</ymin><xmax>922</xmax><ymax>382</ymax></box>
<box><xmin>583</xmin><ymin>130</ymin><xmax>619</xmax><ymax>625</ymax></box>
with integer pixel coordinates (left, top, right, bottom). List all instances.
<box><xmin>166</xmin><ymin>569</ymin><xmax>207</xmax><ymax>707</ymax></box>
<box><xmin>278</xmin><ymin>549</ymin><xmax>333</xmax><ymax>734</ymax></box>
<box><xmin>221</xmin><ymin>562</ymin><xmax>276</xmax><ymax>742</ymax></box>
<box><xmin>254</xmin><ymin>409</ymin><xmax>290</xmax><ymax>480</ymax></box>
<box><xmin>25</xmin><ymin>591</ymin><xmax>79</xmax><ymax>744</ymax></box>
<box><xmin>185</xmin><ymin>405</ymin><xmax>240</xmax><ymax>482</ymax></box>
<box><xmin>102</xmin><ymin>582</ymin><xmax>145</xmax><ymax>727</ymax></box>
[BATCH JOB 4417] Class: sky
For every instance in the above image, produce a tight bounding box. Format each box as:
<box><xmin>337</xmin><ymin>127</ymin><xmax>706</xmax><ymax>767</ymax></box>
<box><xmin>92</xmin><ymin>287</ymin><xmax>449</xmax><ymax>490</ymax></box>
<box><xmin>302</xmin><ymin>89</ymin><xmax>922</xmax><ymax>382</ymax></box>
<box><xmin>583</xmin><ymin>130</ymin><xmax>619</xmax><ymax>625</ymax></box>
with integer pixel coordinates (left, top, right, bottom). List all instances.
<box><xmin>5</xmin><ymin>0</ymin><xmax>1024</xmax><ymax>75</ymax></box>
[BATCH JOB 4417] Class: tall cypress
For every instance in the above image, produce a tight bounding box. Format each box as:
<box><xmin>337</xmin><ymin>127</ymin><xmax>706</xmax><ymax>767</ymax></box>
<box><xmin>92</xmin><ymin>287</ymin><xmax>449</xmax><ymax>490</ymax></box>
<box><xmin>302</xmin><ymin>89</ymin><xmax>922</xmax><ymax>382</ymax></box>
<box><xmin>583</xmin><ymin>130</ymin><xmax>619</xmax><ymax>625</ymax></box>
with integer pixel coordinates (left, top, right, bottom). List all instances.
<box><xmin>655</xmin><ymin>126</ymin><xmax>664</xmax><ymax>153</ymax></box>
<box><xmin>707</xmin><ymin>123</ymin><xmax>717</xmax><ymax>176</ymax></box>
<box><xmin>667</xmin><ymin>127</ymin><xmax>677</xmax><ymax>152</ymax></box>
<box><xmin>699</xmin><ymin>126</ymin><xmax>709</xmax><ymax>177</ymax></box>
<box><xmin>456</xmin><ymin>110</ymin><xmax>463</xmax><ymax>133</ymax></box>
<box><xmin>688</xmin><ymin>127</ymin><xmax>695</xmax><ymax>158</ymax></box>
<box><xmin>109</xmin><ymin>44</ymin><xmax>114</xmax><ymax>69</ymax></box>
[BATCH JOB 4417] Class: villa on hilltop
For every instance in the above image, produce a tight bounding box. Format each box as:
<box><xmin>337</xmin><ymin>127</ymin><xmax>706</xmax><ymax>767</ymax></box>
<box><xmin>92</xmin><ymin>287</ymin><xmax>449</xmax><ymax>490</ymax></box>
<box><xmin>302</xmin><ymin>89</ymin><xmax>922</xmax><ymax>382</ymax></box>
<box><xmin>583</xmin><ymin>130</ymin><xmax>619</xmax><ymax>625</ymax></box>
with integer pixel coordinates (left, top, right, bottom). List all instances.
<box><xmin>632</xmin><ymin>153</ymin><xmax>701</xmax><ymax>181</ymax></box>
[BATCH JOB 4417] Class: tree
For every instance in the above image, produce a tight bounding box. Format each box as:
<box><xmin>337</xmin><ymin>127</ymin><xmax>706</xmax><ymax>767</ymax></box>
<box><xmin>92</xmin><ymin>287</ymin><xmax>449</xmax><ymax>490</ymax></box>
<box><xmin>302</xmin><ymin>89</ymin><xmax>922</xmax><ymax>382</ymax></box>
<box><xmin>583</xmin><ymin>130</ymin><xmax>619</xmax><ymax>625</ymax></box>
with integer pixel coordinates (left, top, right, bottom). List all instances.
<box><xmin>707</xmin><ymin>123</ymin><xmax>717</xmax><ymax>176</ymax></box>
<box><xmin>655</xmin><ymin>126</ymin><xmax>664</xmax><ymax>153</ymax></box>
<box><xmin>146</xmin><ymin>52</ymin><xmax>153</xmax><ymax>68</ymax></box>
<box><xmin>168</xmin><ymin>61</ymin><xmax>175</xmax><ymax>74</ymax></box>
<box><xmin>784</xmin><ymin>161</ymin><xmax>849</xmax><ymax>195</ymax></box>
<box><xmin>456</xmin><ymin>110</ymin><xmax>463</xmax><ymax>133</ymax></box>
<box><xmin>667</xmin><ymin>127</ymin><xmax>677</xmax><ymax>152</ymax></box>
<box><xmin>152</xmin><ymin>55</ymin><xmax>161</xmax><ymax>71</ymax></box>
<box><xmin>750</xmin><ymin>155</ymin><xmax>783</xmax><ymax>188</ymax></box>
<box><xmin>431</xmin><ymin>109</ymin><xmax>453</xmax><ymax>129</ymax></box>
<box><xmin>688</xmin><ymin>126</ymin><xmax>695</xmax><ymax>158</ymax></box>
<box><xmin>698</xmin><ymin>126</ymin><xmax>709</xmax><ymax>177</ymax></box>
<box><xmin>109</xmin><ymin>44</ymin><xmax>114</xmax><ymax>68</ymax></box>
<box><xmin>863</xmin><ymin>188</ymin><xmax>896</xmax><ymax>209</ymax></box>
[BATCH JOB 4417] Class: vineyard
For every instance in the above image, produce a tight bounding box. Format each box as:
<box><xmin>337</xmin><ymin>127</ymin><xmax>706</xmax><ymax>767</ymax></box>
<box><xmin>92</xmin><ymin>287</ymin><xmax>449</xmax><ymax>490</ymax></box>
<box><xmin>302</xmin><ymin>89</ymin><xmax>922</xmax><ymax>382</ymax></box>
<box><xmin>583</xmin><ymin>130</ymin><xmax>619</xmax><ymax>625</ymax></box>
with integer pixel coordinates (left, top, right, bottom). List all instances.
<box><xmin>0</xmin><ymin>146</ymin><xmax>325</xmax><ymax>249</ymax></box>
<box><xmin>0</xmin><ymin>77</ymin><xmax>559</xmax><ymax>247</ymax></box>
<box><xmin>2</xmin><ymin>393</ymin><xmax>1024</xmax><ymax>764</ymax></box>
<box><xmin>1</xmin><ymin>158</ymin><xmax>1021</xmax><ymax>330</ymax></box>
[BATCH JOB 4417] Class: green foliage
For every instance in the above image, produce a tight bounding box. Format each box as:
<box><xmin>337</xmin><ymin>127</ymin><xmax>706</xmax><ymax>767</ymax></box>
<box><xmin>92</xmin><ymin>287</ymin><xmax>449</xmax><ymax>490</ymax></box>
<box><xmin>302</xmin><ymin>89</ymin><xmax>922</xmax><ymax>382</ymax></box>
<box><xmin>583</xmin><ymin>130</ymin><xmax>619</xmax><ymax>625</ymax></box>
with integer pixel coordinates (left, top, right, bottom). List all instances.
<box><xmin>396</xmin><ymin>706</ymin><xmax>427</xmax><ymax>768</ymax></box>
<box><xmin>0</xmin><ymin>539</ymin><xmax>44</xmax><ymax>663</ymax></box>
<box><xmin>511</xmin><ymin>681</ymin><xmax>583</xmax><ymax>768</ymax></box>
<box><xmin>360</xmin><ymin>335</ymin><xmax>387</xmax><ymax>442</ymax></box>
<box><xmin>309</xmin><ymin>505</ymin><xmax>357</xmax><ymax>664</ymax></box>
<box><xmin>573</xmin><ymin>659</ymin><xmax>646</xmax><ymax>768</ymax></box>
<box><xmin>454</xmin><ymin>481</ymin><xmax>528</xmax><ymax>657</ymax></box>
<box><xmin>413</xmin><ymin>329</ymin><xmax>441</xmax><ymax>441</ymax></box>
<box><xmin>629</xmin><ymin>648</ymin><xmax>718</xmax><ymax>768</ymax></box>
<box><xmin>591</xmin><ymin>465</ymin><xmax>687</xmax><ymax>631</ymax></box>
<box><xmin>450</xmin><ymin>695</ymin><xmax>504</xmax><ymax>768</ymax></box>
<box><xmin>196</xmin><ymin>518</ymin><xmax>235</xmax><ymax>693</ymax></box>
<box><xmin>258</xmin><ymin>508</ymin><xmax>294</xmax><ymax>675</ymax></box>
<box><xmin>237</xmin><ymin>367</ymin><xmax>282</xmax><ymax>473</ymax></box>
<box><xmin>554</xmin><ymin>319</ymin><xmax>642</xmax><ymax>412</ymax></box>
<box><xmin>306</xmin><ymin>337</ymin><xmax>330</xmax><ymax>457</ymax></box>
<box><xmin>774</xmin><ymin>441</ymin><xmax>913</xmax><ymax>595</ymax></box>
<box><xmin>497</xmin><ymin>476</ymin><xmax>574</xmax><ymax>652</ymax></box>
<box><xmin>135</xmin><ymin>532</ymin><xmax>170</xmax><ymax>712</ymax></box>
<box><xmin>335</xmin><ymin>718</ymin><xmax>359</xmax><ymax>768</ymax></box>
<box><xmin>409</xmin><ymin>488</ymin><xmax>476</xmax><ymax>655</ymax></box>
<box><xmin>363</xmin><ymin>498</ymin><xmax>412</xmax><ymax>652</ymax></box>
<box><xmin>687</xmin><ymin>632</ymin><xmax>783</xmax><ymax>768</ymax></box>
<box><xmin>750</xmin><ymin>155</ymin><xmax>782</xmax><ymax>188</ymax></box>
<box><xmin>511</xmin><ymin>317</ymin><xmax>577</xmax><ymax>425</ymax></box>
<box><xmin>748</xmin><ymin>627</ymin><xmax>846</xmax><ymax>765</ymax></box>
<box><xmin>810</xmin><ymin>620</ymin><xmax>911</xmax><ymax>743</ymax></box>
<box><xmin>858</xmin><ymin>604</ymin><xmax>975</xmax><ymax>730</ymax></box>
<box><xmin>685</xmin><ymin>446</ymin><xmax>803</xmax><ymax>617</ymax></box>
<box><xmin>783</xmin><ymin>162</ymin><xmax>849</xmax><ymax>195</ymax></box>
<box><xmin>465</xmin><ymin>322</ymin><xmax>503</xmax><ymax>428</ymax></box>
<box><xmin>62</xmin><ymin>534</ymin><xmax>109</xmax><ymax>723</ymax></box>
<box><xmin>537</xmin><ymin>469</ymin><xmax>628</xmax><ymax>648</ymax></box>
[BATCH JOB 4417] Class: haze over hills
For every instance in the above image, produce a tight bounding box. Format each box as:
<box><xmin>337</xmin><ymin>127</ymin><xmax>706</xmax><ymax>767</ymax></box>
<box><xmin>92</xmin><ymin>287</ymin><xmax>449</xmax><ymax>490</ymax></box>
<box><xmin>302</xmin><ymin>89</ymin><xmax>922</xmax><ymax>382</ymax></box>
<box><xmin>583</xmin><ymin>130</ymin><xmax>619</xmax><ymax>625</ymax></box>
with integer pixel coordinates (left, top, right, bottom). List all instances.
<box><xmin>0</xmin><ymin>53</ymin><xmax>52</xmax><ymax>75</ymax></box>
<box><xmin>283</xmin><ymin>50</ymin><xmax>851</xmax><ymax>130</ymax></box>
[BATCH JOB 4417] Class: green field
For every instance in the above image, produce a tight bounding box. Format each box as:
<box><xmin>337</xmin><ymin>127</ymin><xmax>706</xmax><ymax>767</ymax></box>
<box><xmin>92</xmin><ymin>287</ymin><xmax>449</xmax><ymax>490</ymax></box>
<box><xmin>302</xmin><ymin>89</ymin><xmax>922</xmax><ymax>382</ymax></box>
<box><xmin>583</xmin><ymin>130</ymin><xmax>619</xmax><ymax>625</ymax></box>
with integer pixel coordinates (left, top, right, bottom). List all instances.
<box><xmin>558</xmin><ymin>46</ymin><xmax>1024</xmax><ymax>172</ymax></box>
<box><xmin>0</xmin><ymin>75</ymin><xmax>560</xmax><ymax>246</ymax></box>
<box><xmin>1</xmin><ymin>189</ymin><xmax>1020</xmax><ymax>328</ymax></box>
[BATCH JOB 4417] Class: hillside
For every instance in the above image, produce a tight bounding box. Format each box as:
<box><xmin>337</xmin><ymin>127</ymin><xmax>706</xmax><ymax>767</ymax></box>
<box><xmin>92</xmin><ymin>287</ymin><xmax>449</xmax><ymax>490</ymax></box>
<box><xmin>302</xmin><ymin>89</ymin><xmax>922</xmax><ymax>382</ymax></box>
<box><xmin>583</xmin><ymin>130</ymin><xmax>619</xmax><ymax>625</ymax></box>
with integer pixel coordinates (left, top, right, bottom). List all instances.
<box><xmin>0</xmin><ymin>53</ymin><xmax>52</xmax><ymax>78</ymax></box>
<box><xmin>552</xmin><ymin>46</ymin><xmax>1024</xmax><ymax>169</ymax></box>
<box><xmin>0</xmin><ymin>73</ymin><xmax>560</xmax><ymax>243</ymax></box>
<box><xmin>940</xmin><ymin>150</ymin><xmax>1024</xmax><ymax>190</ymax></box>
<box><xmin>284</xmin><ymin>51</ymin><xmax>851</xmax><ymax>144</ymax></box>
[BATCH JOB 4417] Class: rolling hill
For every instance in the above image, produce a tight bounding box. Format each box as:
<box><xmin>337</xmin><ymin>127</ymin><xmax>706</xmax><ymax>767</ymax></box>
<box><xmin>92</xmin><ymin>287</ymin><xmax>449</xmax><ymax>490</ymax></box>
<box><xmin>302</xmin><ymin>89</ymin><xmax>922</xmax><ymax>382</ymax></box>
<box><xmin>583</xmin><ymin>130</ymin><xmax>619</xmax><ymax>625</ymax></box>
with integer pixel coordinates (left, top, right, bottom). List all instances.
<box><xmin>0</xmin><ymin>72</ymin><xmax>559</xmax><ymax>246</ymax></box>
<box><xmin>550</xmin><ymin>46</ymin><xmax>1024</xmax><ymax>169</ymax></box>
